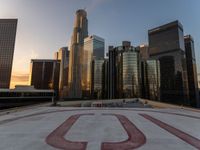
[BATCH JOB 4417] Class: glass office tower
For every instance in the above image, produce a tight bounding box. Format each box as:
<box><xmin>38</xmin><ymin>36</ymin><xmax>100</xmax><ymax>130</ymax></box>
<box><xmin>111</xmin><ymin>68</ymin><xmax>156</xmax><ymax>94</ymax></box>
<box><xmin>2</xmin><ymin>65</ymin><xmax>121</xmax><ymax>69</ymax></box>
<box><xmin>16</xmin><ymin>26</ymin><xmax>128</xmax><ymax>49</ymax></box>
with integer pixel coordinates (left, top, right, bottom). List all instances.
<box><xmin>108</xmin><ymin>41</ymin><xmax>140</xmax><ymax>99</ymax></box>
<box><xmin>68</xmin><ymin>9</ymin><xmax>88</xmax><ymax>98</ymax></box>
<box><xmin>142</xmin><ymin>60</ymin><xmax>160</xmax><ymax>101</ymax></box>
<box><xmin>184</xmin><ymin>35</ymin><xmax>199</xmax><ymax>107</ymax></box>
<box><xmin>148</xmin><ymin>20</ymin><xmax>189</xmax><ymax>105</ymax></box>
<box><xmin>82</xmin><ymin>35</ymin><xmax>104</xmax><ymax>98</ymax></box>
<box><xmin>91</xmin><ymin>58</ymin><xmax>105</xmax><ymax>99</ymax></box>
<box><xmin>122</xmin><ymin>49</ymin><xmax>140</xmax><ymax>98</ymax></box>
<box><xmin>0</xmin><ymin>19</ymin><xmax>17</xmax><ymax>88</ymax></box>
<box><xmin>55</xmin><ymin>47</ymin><xmax>69</xmax><ymax>98</ymax></box>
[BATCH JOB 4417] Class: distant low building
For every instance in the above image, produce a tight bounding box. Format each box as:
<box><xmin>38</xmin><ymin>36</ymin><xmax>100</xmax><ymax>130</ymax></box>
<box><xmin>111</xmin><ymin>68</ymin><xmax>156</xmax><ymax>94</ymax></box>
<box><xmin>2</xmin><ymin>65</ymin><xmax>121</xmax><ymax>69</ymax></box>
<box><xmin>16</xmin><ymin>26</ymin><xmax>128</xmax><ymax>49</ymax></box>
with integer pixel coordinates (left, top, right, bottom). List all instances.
<box><xmin>0</xmin><ymin>85</ymin><xmax>54</xmax><ymax>109</ymax></box>
<box><xmin>29</xmin><ymin>59</ymin><xmax>60</xmax><ymax>98</ymax></box>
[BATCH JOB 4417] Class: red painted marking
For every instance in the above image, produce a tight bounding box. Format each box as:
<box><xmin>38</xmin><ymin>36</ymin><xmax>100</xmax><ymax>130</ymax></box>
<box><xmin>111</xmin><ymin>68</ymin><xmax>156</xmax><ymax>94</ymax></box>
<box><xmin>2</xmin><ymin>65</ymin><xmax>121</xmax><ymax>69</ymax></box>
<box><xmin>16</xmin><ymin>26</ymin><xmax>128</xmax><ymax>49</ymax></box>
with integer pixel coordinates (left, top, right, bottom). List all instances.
<box><xmin>1</xmin><ymin>108</ymin><xmax>200</xmax><ymax>125</ymax></box>
<box><xmin>140</xmin><ymin>113</ymin><xmax>200</xmax><ymax>149</ymax></box>
<box><xmin>46</xmin><ymin>113</ymin><xmax>93</xmax><ymax>150</ymax></box>
<box><xmin>101</xmin><ymin>114</ymin><xmax>146</xmax><ymax>150</ymax></box>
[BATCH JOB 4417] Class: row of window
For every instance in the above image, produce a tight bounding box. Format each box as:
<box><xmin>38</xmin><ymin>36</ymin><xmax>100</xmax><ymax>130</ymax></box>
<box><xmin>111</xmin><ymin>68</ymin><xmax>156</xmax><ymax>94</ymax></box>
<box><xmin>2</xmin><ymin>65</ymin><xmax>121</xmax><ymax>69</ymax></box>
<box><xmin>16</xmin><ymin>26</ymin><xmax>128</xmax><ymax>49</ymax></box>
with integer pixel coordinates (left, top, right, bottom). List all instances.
<box><xmin>0</xmin><ymin>92</ymin><xmax>54</xmax><ymax>97</ymax></box>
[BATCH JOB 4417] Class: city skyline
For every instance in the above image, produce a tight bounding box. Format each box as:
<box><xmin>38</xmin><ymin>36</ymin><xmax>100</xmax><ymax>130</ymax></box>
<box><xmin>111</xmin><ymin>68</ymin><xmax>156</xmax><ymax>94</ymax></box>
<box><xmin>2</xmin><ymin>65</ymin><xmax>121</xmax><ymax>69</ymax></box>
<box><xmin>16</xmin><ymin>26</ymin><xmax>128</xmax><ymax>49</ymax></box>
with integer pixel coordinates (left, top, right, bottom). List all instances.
<box><xmin>0</xmin><ymin>0</ymin><xmax>200</xmax><ymax>88</ymax></box>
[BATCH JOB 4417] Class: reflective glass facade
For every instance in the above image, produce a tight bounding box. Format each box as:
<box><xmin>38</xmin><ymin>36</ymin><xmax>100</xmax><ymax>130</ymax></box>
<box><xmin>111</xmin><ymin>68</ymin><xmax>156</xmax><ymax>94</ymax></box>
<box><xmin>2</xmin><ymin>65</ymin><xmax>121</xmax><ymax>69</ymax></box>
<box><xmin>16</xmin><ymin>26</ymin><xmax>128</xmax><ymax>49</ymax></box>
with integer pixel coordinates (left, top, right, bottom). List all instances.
<box><xmin>184</xmin><ymin>35</ymin><xmax>199</xmax><ymax>107</ymax></box>
<box><xmin>91</xmin><ymin>59</ymin><xmax>104</xmax><ymax>99</ymax></box>
<box><xmin>122</xmin><ymin>50</ymin><xmax>140</xmax><ymax>98</ymax></box>
<box><xmin>148</xmin><ymin>21</ymin><xmax>189</xmax><ymax>105</ymax></box>
<box><xmin>142</xmin><ymin>60</ymin><xmax>160</xmax><ymax>101</ymax></box>
<box><xmin>108</xmin><ymin>42</ymin><xmax>140</xmax><ymax>99</ymax></box>
<box><xmin>0</xmin><ymin>19</ymin><xmax>17</xmax><ymax>88</ymax></box>
<box><xmin>82</xmin><ymin>35</ymin><xmax>104</xmax><ymax>98</ymax></box>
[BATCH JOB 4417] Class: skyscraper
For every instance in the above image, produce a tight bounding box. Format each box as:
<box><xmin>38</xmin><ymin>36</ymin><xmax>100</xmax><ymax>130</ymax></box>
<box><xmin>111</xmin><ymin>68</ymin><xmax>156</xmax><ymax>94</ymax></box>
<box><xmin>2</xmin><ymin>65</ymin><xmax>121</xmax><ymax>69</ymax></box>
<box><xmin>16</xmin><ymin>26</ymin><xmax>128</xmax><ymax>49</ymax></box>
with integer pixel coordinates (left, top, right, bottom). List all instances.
<box><xmin>122</xmin><ymin>48</ymin><xmax>140</xmax><ymax>98</ymax></box>
<box><xmin>0</xmin><ymin>19</ymin><xmax>17</xmax><ymax>88</ymax></box>
<box><xmin>137</xmin><ymin>44</ymin><xmax>149</xmax><ymax>61</ymax></box>
<box><xmin>29</xmin><ymin>59</ymin><xmax>60</xmax><ymax>97</ymax></box>
<box><xmin>55</xmin><ymin>47</ymin><xmax>69</xmax><ymax>98</ymax></box>
<box><xmin>148</xmin><ymin>20</ymin><xmax>189</xmax><ymax>105</ymax></box>
<box><xmin>141</xmin><ymin>60</ymin><xmax>160</xmax><ymax>101</ymax></box>
<box><xmin>198</xmin><ymin>73</ymin><xmax>200</xmax><ymax>89</ymax></box>
<box><xmin>82</xmin><ymin>35</ymin><xmax>104</xmax><ymax>97</ymax></box>
<box><xmin>184</xmin><ymin>35</ymin><xmax>199</xmax><ymax>107</ymax></box>
<box><xmin>91</xmin><ymin>58</ymin><xmax>105</xmax><ymax>99</ymax></box>
<box><xmin>108</xmin><ymin>46</ymin><xmax>118</xmax><ymax>99</ymax></box>
<box><xmin>68</xmin><ymin>9</ymin><xmax>88</xmax><ymax>98</ymax></box>
<box><xmin>108</xmin><ymin>41</ymin><xmax>140</xmax><ymax>99</ymax></box>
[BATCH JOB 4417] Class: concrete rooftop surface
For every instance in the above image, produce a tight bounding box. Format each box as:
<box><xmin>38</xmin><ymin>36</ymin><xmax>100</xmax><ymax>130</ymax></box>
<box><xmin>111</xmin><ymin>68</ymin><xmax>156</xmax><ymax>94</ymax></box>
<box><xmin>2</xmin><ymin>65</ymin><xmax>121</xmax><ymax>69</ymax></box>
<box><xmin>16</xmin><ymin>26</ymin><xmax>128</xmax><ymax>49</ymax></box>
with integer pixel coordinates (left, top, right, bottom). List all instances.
<box><xmin>0</xmin><ymin>106</ymin><xmax>200</xmax><ymax>150</ymax></box>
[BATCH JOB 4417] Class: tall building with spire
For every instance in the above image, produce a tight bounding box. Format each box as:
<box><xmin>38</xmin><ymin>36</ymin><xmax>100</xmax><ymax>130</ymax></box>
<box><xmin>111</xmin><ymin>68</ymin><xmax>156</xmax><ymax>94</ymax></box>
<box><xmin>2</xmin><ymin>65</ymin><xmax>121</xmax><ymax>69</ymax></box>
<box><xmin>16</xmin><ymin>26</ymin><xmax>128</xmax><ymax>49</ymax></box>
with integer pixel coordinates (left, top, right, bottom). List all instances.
<box><xmin>68</xmin><ymin>9</ymin><xmax>88</xmax><ymax>98</ymax></box>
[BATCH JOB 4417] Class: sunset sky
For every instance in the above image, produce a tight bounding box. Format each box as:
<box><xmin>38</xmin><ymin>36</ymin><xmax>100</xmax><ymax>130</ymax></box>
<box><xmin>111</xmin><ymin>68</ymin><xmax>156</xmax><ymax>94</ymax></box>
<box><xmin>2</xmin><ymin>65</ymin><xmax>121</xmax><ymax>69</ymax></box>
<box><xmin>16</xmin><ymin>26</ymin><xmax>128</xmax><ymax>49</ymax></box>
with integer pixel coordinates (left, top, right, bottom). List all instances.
<box><xmin>0</xmin><ymin>0</ymin><xmax>199</xmax><ymax>88</ymax></box>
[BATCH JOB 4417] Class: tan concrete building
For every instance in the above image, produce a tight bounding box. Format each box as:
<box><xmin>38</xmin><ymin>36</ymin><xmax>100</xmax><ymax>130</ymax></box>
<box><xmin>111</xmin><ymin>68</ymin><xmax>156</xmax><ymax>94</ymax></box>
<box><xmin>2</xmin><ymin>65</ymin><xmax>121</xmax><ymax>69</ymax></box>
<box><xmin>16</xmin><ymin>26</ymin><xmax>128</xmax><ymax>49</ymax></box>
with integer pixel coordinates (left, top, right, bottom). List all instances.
<box><xmin>68</xmin><ymin>9</ymin><xmax>88</xmax><ymax>98</ymax></box>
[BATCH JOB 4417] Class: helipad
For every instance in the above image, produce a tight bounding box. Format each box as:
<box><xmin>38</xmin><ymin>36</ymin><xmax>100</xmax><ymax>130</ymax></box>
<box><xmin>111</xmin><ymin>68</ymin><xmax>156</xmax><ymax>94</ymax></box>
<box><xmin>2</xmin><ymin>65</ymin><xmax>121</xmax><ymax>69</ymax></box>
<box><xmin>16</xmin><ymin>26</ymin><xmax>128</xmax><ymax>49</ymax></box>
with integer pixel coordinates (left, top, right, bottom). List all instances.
<box><xmin>0</xmin><ymin>106</ymin><xmax>200</xmax><ymax>150</ymax></box>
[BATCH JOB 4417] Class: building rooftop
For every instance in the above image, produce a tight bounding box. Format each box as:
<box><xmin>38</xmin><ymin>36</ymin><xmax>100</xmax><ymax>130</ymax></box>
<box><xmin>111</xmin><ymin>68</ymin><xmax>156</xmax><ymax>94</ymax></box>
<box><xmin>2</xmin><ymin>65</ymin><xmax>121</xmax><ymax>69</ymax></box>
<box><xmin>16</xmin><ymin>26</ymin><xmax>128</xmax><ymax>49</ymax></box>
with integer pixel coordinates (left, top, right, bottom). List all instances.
<box><xmin>31</xmin><ymin>59</ymin><xmax>59</xmax><ymax>63</ymax></box>
<box><xmin>0</xmin><ymin>102</ymin><xmax>199</xmax><ymax>150</ymax></box>
<box><xmin>148</xmin><ymin>20</ymin><xmax>183</xmax><ymax>34</ymax></box>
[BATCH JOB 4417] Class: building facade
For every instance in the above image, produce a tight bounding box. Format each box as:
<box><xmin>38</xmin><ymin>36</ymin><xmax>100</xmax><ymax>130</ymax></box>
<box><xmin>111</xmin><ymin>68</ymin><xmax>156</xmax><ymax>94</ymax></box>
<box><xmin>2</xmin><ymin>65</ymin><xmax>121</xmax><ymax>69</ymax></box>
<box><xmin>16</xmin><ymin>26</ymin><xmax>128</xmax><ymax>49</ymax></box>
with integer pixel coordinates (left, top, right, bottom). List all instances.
<box><xmin>198</xmin><ymin>73</ymin><xmax>200</xmax><ymax>89</ymax></box>
<box><xmin>91</xmin><ymin>58</ymin><xmax>105</xmax><ymax>99</ymax></box>
<box><xmin>108</xmin><ymin>41</ymin><xmax>140</xmax><ymax>99</ymax></box>
<box><xmin>141</xmin><ymin>60</ymin><xmax>160</xmax><ymax>101</ymax></box>
<box><xmin>184</xmin><ymin>35</ymin><xmax>199</xmax><ymax>107</ymax></box>
<box><xmin>137</xmin><ymin>44</ymin><xmax>149</xmax><ymax>61</ymax></box>
<box><xmin>82</xmin><ymin>35</ymin><xmax>105</xmax><ymax>98</ymax></box>
<box><xmin>122</xmin><ymin>49</ymin><xmax>140</xmax><ymax>98</ymax></box>
<box><xmin>68</xmin><ymin>9</ymin><xmax>88</xmax><ymax>98</ymax></box>
<box><xmin>148</xmin><ymin>20</ymin><xmax>189</xmax><ymax>105</ymax></box>
<box><xmin>55</xmin><ymin>47</ymin><xmax>69</xmax><ymax>98</ymax></box>
<box><xmin>108</xmin><ymin>46</ymin><xmax>118</xmax><ymax>99</ymax></box>
<box><xmin>29</xmin><ymin>59</ymin><xmax>60</xmax><ymax>97</ymax></box>
<box><xmin>0</xmin><ymin>19</ymin><xmax>18</xmax><ymax>88</ymax></box>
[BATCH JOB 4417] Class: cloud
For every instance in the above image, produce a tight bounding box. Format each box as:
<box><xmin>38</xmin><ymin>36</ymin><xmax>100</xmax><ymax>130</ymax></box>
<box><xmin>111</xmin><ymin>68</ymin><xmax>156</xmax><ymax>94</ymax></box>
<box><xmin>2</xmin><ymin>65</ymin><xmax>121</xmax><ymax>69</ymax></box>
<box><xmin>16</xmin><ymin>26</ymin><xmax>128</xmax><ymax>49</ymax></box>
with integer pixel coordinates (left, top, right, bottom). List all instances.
<box><xmin>10</xmin><ymin>73</ymin><xmax>29</xmax><ymax>88</ymax></box>
<box><xmin>87</xmin><ymin>0</ymin><xmax>112</xmax><ymax>13</ymax></box>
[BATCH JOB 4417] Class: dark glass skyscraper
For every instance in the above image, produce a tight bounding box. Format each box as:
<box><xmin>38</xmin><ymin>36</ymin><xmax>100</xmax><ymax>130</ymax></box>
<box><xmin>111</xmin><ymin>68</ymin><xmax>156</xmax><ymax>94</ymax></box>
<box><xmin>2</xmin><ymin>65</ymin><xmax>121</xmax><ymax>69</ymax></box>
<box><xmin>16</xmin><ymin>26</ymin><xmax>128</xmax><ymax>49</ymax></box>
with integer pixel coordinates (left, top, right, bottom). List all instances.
<box><xmin>141</xmin><ymin>60</ymin><xmax>160</xmax><ymax>101</ymax></box>
<box><xmin>0</xmin><ymin>19</ymin><xmax>17</xmax><ymax>88</ymax></box>
<box><xmin>91</xmin><ymin>58</ymin><xmax>105</xmax><ymax>99</ymax></box>
<box><xmin>184</xmin><ymin>35</ymin><xmax>199</xmax><ymax>107</ymax></box>
<box><xmin>68</xmin><ymin>9</ymin><xmax>88</xmax><ymax>98</ymax></box>
<box><xmin>148</xmin><ymin>20</ymin><xmax>189</xmax><ymax>105</ymax></box>
<box><xmin>29</xmin><ymin>59</ymin><xmax>60</xmax><ymax>97</ymax></box>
